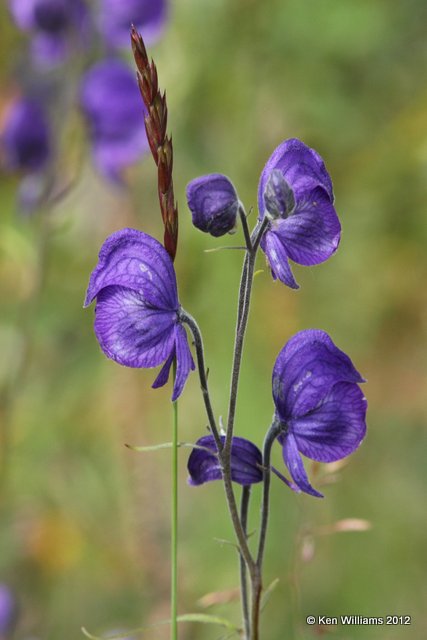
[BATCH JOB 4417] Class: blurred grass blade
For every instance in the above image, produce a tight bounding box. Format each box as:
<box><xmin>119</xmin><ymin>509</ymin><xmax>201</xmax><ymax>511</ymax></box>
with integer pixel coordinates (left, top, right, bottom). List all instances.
<box><xmin>82</xmin><ymin>613</ymin><xmax>238</xmax><ymax>640</ymax></box>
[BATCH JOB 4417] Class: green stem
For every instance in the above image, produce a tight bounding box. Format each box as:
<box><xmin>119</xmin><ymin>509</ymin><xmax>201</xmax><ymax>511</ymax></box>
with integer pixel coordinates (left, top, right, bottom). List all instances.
<box><xmin>171</xmin><ymin>359</ymin><xmax>178</xmax><ymax>640</ymax></box>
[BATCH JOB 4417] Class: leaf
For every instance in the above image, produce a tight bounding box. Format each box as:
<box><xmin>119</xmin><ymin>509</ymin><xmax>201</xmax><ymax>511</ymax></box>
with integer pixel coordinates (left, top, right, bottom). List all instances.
<box><xmin>125</xmin><ymin>442</ymin><xmax>213</xmax><ymax>454</ymax></box>
<box><xmin>176</xmin><ymin>613</ymin><xmax>239</xmax><ymax>631</ymax></box>
<box><xmin>261</xmin><ymin>578</ymin><xmax>280</xmax><ymax>612</ymax></box>
<box><xmin>204</xmin><ymin>246</ymin><xmax>246</xmax><ymax>253</ymax></box>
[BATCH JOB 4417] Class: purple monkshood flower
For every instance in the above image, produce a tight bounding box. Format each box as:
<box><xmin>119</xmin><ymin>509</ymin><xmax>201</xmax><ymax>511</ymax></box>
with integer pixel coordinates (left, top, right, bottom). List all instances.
<box><xmin>272</xmin><ymin>329</ymin><xmax>367</xmax><ymax>498</ymax></box>
<box><xmin>186</xmin><ymin>174</ymin><xmax>239</xmax><ymax>237</ymax></box>
<box><xmin>1</xmin><ymin>98</ymin><xmax>51</xmax><ymax>174</ymax></box>
<box><xmin>9</xmin><ymin>0</ymin><xmax>89</xmax><ymax>67</ymax></box>
<box><xmin>84</xmin><ymin>228</ymin><xmax>195</xmax><ymax>401</ymax></box>
<box><xmin>80</xmin><ymin>59</ymin><xmax>148</xmax><ymax>183</ymax></box>
<box><xmin>98</xmin><ymin>0</ymin><xmax>167</xmax><ymax>50</ymax></box>
<box><xmin>188</xmin><ymin>435</ymin><xmax>263</xmax><ymax>486</ymax></box>
<box><xmin>258</xmin><ymin>138</ymin><xmax>341</xmax><ymax>289</ymax></box>
<box><xmin>0</xmin><ymin>584</ymin><xmax>18</xmax><ymax>636</ymax></box>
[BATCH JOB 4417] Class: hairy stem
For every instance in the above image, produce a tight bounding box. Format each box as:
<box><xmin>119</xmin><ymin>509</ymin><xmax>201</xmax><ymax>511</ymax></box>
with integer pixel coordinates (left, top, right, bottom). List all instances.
<box><xmin>239</xmin><ymin>204</ymin><xmax>253</xmax><ymax>253</ymax></box>
<box><xmin>240</xmin><ymin>486</ymin><xmax>251</xmax><ymax>640</ymax></box>
<box><xmin>248</xmin><ymin>420</ymin><xmax>282</xmax><ymax>640</ymax></box>
<box><xmin>180</xmin><ymin>310</ymin><xmax>256</xmax><ymax>576</ymax></box>
<box><xmin>224</xmin><ymin>218</ymin><xmax>268</xmax><ymax>455</ymax></box>
<box><xmin>179</xmin><ymin>311</ymin><xmax>221</xmax><ymax>450</ymax></box>
<box><xmin>256</xmin><ymin>420</ymin><xmax>282</xmax><ymax>569</ymax></box>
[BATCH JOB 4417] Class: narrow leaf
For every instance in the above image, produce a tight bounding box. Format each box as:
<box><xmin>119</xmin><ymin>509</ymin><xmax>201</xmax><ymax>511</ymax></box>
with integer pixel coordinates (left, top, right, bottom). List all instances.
<box><xmin>125</xmin><ymin>442</ymin><xmax>213</xmax><ymax>454</ymax></box>
<box><xmin>261</xmin><ymin>578</ymin><xmax>280</xmax><ymax>612</ymax></box>
<box><xmin>176</xmin><ymin>613</ymin><xmax>238</xmax><ymax>631</ymax></box>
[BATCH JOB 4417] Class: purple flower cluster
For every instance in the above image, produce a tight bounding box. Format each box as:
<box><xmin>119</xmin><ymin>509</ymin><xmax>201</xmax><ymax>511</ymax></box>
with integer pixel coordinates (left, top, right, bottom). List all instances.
<box><xmin>80</xmin><ymin>60</ymin><xmax>149</xmax><ymax>182</ymax></box>
<box><xmin>86</xmin><ymin>136</ymin><xmax>367</xmax><ymax>499</ymax></box>
<box><xmin>9</xmin><ymin>0</ymin><xmax>89</xmax><ymax>67</ymax></box>
<box><xmin>3</xmin><ymin>0</ymin><xmax>169</xmax><ymax>198</ymax></box>
<box><xmin>0</xmin><ymin>584</ymin><xmax>18</xmax><ymax>637</ymax></box>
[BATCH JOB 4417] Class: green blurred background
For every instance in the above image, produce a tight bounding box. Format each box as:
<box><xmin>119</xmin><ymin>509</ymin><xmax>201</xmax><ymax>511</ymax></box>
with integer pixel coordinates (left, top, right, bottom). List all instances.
<box><xmin>1</xmin><ymin>0</ymin><xmax>427</xmax><ymax>638</ymax></box>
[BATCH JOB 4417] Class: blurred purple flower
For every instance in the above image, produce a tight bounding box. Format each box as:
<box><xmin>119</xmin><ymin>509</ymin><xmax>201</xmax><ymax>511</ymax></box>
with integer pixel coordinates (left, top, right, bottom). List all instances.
<box><xmin>84</xmin><ymin>228</ymin><xmax>195</xmax><ymax>400</ymax></box>
<box><xmin>258</xmin><ymin>138</ymin><xmax>341</xmax><ymax>289</ymax></box>
<box><xmin>0</xmin><ymin>584</ymin><xmax>18</xmax><ymax>637</ymax></box>
<box><xmin>272</xmin><ymin>329</ymin><xmax>367</xmax><ymax>497</ymax></box>
<box><xmin>186</xmin><ymin>174</ymin><xmax>239</xmax><ymax>237</ymax></box>
<box><xmin>9</xmin><ymin>0</ymin><xmax>89</xmax><ymax>67</ymax></box>
<box><xmin>98</xmin><ymin>0</ymin><xmax>167</xmax><ymax>50</ymax></box>
<box><xmin>2</xmin><ymin>98</ymin><xmax>51</xmax><ymax>173</ymax></box>
<box><xmin>188</xmin><ymin>435</ymin><xmax>263</xmax><ymax>486</ymax></box>
<box><xmin>80</xmin><ymin>59</ymin><xmax>148</xmax><ymax>183</ymax></box>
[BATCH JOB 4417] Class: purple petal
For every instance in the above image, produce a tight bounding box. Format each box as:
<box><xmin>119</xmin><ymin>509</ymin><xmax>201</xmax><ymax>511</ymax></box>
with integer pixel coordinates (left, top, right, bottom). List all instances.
<box><xmin>84</xmin><ymin>228</ymin><xmax>178</xmax><ymax>311</ymax></box>
<box><xmin>271</xmin><ymin>465</ymin><xmax>299</xmax><ymax>491</ymax></box>
<box><xmin>98</xmin><ymin>0</ymin><xmax>167</xmax><ymax>49</ymax></box>
<box><xmin>80</xmin><ymin>59</ymin><xmax>148</xmax><ymax>181</ymax></box>
<box><xmin>172</xmin><ymin>324</ymin><xmax>195</xmax><ymax>401</ymax></box>
<box><xmin>188</xmin><ymin>435</ymin><xmax>263</xmax><ymax>486</ymax></box>
<box><xmin>151</xmin><ymin>351</ymin><xmax>174</xmax><ymax>389</ymax></box>
<box><xmin>258</xmin><ymin>138</ymin><xmax>334</xmax><ymax>217</ymax></box>
<box><xmin>292</xmin><ymin>382</ymin><xmax>367</xmax><ymax>462</ymax></box>
<box><xmin>281</xmin><ymin>433</ymin><xmax>323</xmax><ymax>498</ymax></box>
<box><xmin>272</xmin><ymin>187</ymin><xmax>341</xmax><ymax>266</ymax></box>
<box><xmin>2</xmin><ymin>98</ymin><xmax>51</xmax><ymax>173</ymax></box>
<box><xmin>93</xmin><ymin>285</ymin><xmax>176</xmax><ymax>368</ymax></box>
<box><xmin>261</xmin><ymin>230</ymin><xmax>299</xmax><ymax>289</ymax></box>
<box><xmin>272</xmin><ymin>329</ymin><xmax>365</xmax><ymax>419</ymax></box>
<box><xmin>186</xmin><ymin>174</ymin><xmax>239</xmax><ymax>237</ymax></box>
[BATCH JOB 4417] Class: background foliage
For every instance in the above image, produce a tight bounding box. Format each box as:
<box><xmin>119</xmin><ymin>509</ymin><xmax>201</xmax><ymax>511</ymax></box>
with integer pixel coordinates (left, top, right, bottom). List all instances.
<box><xmin>1</xmin><ymin>0</ymin><xmax>426</xmax><ymax>638</ymax></box>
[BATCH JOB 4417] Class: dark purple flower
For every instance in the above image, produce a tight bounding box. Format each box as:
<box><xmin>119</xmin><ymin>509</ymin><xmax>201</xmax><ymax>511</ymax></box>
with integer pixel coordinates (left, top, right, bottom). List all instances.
<box><xmin>9</xmin><ymin>0</ymin><xmax>88</xmax><ymax>67</ymax></box>
<box><xmin>258</xmin><ymin>139</ymin><xmax>341</xmax><ymax>289</ymax></box>
<box><xmin>186</xmin><ymin>174</ymin><xmax>239</xmax><ymax>237</ymax></box>
<box><xmin>84</xmin><ymin>228</ymin><xmax>194</xmax><ymax>400</ymax></box>
<box><xmin>80</xmin><ymin>59</ymin><xmax>148</xmax><ymax>183</ymax></box>
<box><xmin>1</xmin><ymin>98</ymin><xmax>51</xmax><ymax>173</ymax></box>
<box><xmin>98</xmin><ymin>0</ymin><xmax>167</xmax><ymax>49</ymax></box>
<box><xmin>0</xmin><ymin>584</ymin><xmax>18</xmax><ymax>636</ymax></box>
<box><xmin>272</xmin><ymin>329</ymin><xmax>367</xmax><ymax>498</ymax></box>
<box><xmin>188</xmin><ymin>435</ymin><xmax>263</xmax><ymax>486</ymax></box>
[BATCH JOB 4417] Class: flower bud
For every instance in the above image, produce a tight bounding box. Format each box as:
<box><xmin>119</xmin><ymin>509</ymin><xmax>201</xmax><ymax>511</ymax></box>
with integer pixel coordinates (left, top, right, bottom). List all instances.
<box><xmin>186</xmin><ymin>174</ymin><xmax>239</xmax><ymax>237</ymax></box>
<box><xmin>188</xmin><ymin>435</ymin><xmax>263</xmax><ymax>486</ymax></box>
<box><xmin>263</xmin><ymin>169</ymin><xmax>295</xmax><ymax>219</ymax></box>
